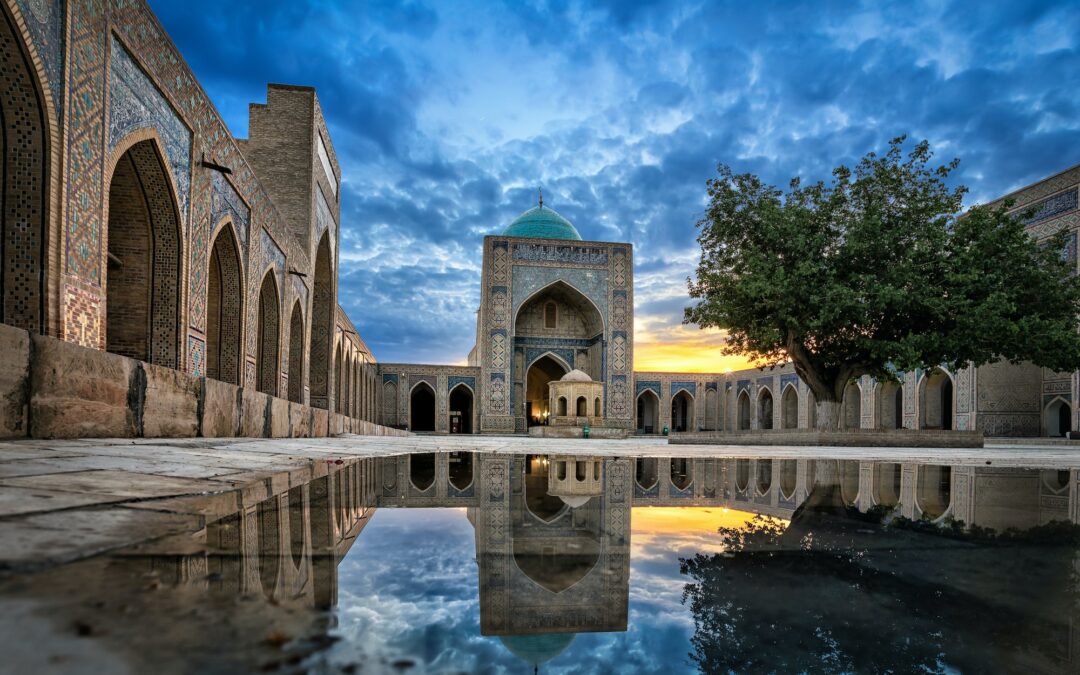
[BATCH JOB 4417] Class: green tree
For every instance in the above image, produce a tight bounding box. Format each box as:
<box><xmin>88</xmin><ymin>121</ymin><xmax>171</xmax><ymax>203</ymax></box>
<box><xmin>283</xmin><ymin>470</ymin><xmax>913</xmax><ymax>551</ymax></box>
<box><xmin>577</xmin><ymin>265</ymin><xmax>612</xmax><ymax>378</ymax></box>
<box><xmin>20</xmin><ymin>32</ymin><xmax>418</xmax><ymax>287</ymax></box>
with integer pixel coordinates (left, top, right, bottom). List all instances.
<box><xmin>686</xmin><ymin>137</ymin><xmax>1080</xmax><ymax>429</ymax></box>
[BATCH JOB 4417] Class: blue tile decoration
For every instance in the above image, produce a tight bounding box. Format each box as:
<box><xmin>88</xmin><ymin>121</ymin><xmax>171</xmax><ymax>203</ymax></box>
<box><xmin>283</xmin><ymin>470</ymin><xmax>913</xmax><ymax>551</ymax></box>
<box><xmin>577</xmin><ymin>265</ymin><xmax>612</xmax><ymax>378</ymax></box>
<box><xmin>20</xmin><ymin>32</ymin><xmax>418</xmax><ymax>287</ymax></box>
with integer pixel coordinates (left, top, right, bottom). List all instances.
<box><xmin>511</xmin><ymin>267</ymin><xmax>610</xmax><ymax>325</ymax></box>
<box><xmin>705</xmin><ymin>382</ymin><xmax>718</xmax><ymax>391</ymax></box>
<box><xmin>511</xmin><ymin>243</ymin><xmax>607</xmax><ymax>265</ymax></box>
<box><xmin>448</xmin><ymin>375</ymin><xmax>476</xmax><ymax>392</ymax></box>
<box><xmin>756</xmin><ymin>375</ymin><xmax>773</xmax><ymax>390</ymax></box>
<box><xmin>260</xmin><ymin>229</ymin><xmax>286</xmax><ymax>291</ymax></box>
<box><xmin>1017</xmin><ymin>188</ymin><xmax>1077</xmax><ymax>225</ymax></box>
<box><xmin>635</xmin><ymin>380</ymin><xmax>661</xmax><ymax>398</ymax></box>
<box><xmin>737</xmin><ymin>379</ymin><xmax>752</xmax><ymax>394</ymax></box>
<box><xmin>211</xmin><ymin>171</ymin><xmax>250</xmax><ymax>257</ymax></box>
<box><xmin>780</xmin><ymin>373</ymin><xmax>801</xmax><ymax>391</ymax></box>
<box><xmin>15</xmin><ymin>0</ymin><xmax>64</xmax><ymax>116</ymax></box>
<box><xmin>672</xmin><ymin>381</ymin><xmax>696</xmax><ymax>397</ymax></box>
<box><xmin>382</xmin><ymin>373</ymin><xmax>399</xmax><ymax>384</ymax></box>
<box><xmin>524</xmin><ymin>347</ymin><xmax>574</xmax><ymax>371</ymax></box>
<box><xmin>108</xmin><ymin>36</ymin><xmax>192</xmax><ymax>230</ymax></box>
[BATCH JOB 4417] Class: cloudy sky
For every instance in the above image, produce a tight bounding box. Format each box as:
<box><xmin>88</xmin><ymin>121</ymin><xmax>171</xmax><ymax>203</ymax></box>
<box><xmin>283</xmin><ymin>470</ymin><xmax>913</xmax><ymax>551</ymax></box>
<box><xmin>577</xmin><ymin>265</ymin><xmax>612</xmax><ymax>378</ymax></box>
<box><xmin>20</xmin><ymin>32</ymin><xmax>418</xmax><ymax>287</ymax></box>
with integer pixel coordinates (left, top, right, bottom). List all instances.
<box><xmin>151</xmin><ymin>0</ymin><xmax>1080</xmax><ymax>370</ymax></box>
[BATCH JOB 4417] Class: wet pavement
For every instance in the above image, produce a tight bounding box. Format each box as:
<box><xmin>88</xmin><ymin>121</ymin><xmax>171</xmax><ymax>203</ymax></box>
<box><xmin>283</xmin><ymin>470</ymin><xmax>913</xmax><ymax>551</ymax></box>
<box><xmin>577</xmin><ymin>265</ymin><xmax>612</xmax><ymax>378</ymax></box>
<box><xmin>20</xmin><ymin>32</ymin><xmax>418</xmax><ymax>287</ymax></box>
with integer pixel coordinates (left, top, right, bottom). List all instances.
<box><xmin>0</xmin><ymin>444</ymin><xmax>1078</xmax><ymax>673</ymax></box>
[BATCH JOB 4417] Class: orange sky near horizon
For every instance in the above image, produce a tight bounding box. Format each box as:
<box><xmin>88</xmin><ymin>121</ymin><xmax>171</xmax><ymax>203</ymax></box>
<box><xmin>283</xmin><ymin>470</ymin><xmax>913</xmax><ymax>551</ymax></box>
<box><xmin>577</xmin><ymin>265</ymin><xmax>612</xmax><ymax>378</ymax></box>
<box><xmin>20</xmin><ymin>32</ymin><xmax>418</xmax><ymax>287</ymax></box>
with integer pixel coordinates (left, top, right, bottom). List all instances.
<box><xmin>632</xmin><ymin>324</ymin><xmax>761</xmax><ymax>373</ymax></box>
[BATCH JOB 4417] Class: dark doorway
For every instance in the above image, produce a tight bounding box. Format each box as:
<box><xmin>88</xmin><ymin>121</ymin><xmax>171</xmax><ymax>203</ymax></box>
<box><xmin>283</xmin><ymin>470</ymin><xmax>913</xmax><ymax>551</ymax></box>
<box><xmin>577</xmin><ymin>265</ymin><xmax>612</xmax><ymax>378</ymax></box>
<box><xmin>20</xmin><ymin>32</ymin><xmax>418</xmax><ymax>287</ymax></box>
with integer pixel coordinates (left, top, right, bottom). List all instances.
<box><xmin>410</xmin><ymin>383</ymin><xmax>436</xmax><ymax>432</ymax></box>
<box><xmin>449</xmin><ymin>384</ymin><xmax>473</xmax><ymax>434</ymax></box>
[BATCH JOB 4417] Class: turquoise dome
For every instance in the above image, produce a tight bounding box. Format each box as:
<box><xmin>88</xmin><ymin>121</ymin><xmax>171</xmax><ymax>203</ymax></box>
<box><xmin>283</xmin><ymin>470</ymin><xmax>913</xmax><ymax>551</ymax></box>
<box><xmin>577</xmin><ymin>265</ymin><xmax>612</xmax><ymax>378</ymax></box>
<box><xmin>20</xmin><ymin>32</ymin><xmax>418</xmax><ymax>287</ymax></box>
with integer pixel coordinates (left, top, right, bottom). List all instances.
<box><xmin>503</xmin><ymin>204</ymin><xmax>582</xmax><ymax>240</ymax></box>
<box><xmin>498</xmin><ymin>634</ymin><xmax>576</xmax><ymax>666</ymax></box>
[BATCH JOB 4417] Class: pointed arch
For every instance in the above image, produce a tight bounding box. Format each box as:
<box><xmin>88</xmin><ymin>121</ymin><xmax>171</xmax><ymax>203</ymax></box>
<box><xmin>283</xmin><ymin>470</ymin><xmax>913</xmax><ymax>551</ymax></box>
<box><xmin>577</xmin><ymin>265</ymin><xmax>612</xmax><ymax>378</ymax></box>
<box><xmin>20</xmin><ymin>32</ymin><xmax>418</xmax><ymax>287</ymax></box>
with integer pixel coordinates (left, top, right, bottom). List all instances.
<box><xmin>309</xmin><ymin>232</ymin><xmax>334</xmax><ymax>408</ymax></box>
<box><xmin>919</xmin><ymin>368</ymin><xmax>954</xmax><ymax>430</ymax></box>
<box><xmin>877</xmin><ymin>380</ymin><xmax>903</xmax><ymax>430</ymax></box>
<box><xmin>671</xmin><ymin>389</ymin><xmax>694</xmax><ymax>432</ymax></box>
<box><xmin>525</xmin><ymin>352</ymin><xmax>569</xmax><ymax>425</ymax></box>
<box><xmin>104</xmin><ymin>134</ymin><xmax>183</xmax><ymax>367</ymax></box>
<box><xmin>636</xmin><ymin>388</ymin><xmax>660</xmax><ymax>434</ymax></box>
<box><xmin>1</xmin><ymin>3</ymin><xmax>53</xmax><ymax>334</ymax></box>
<box><xmin>409</xmin><ymin>380</ymin><xmax>436</xmax><ymax>432</ymax></box>
<box><xmin>449</xmin><ymin>382</ymin><xmax>474</xmax><ymax>434</ymax></box>
<box><xmin>287</xmin><ymin>301</ymin><xmax>304</xmax><ymax>403</ymax></box>
<box><xmin>737</xmin><ymin>390</ymin><xmax>751</xmax><ymax>430</ymax></box>
<box><xmin>206</xmin><ymin>221</ymin><xmax>243</xmax><ymax>384</ymax></box>
<box><xmin>382</xmin><ymin>378</ymin><xmax>398</xmax><ymax>427</ymax></box>
<box><xmin>255</xmin><ymin>270</ymin><xmax>280</xmax><ymax>395</ymax></box>
<box><xmin>757</xmin><ymin>386</ymin><xmax>774</xmax><ymax>430</ymax></box>
<box><xmin>513</xmin><ymin>279</ymin><xmax>606</xmax><ymax>336</ymax></box>
<box><xmin>841</xmin><ymin>381</ymin><xmax>862</xmax><ymax>430</ymax></box>
<box><xmin>780</xmin><ymin>383</ymin><xmax>799</xmax><ymax>429</ymax></box>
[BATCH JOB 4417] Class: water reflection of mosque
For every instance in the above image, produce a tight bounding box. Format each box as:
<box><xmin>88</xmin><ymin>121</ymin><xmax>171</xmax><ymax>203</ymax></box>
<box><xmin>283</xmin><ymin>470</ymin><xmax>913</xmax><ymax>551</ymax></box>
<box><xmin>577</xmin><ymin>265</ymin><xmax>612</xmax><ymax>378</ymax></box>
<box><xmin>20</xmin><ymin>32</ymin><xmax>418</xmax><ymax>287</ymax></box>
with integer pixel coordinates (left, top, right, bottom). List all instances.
<box><xmin>97</xmin><ymin>453</ymin><xmax>1079</xmax><ymax>671</ymax></box>
<box><xmin>376</xmin><ymin>452</ymin><xmax>1080</xmax><ymax>669</ymax></box>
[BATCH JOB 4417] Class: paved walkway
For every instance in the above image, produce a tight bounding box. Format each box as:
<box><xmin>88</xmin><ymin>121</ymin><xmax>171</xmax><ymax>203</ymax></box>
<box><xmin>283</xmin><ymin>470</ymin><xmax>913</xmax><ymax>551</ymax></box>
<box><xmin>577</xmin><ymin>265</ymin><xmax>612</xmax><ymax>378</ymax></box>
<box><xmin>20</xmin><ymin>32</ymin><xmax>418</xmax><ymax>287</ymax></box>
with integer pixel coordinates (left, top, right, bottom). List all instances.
<box><xmin>0</xmin><ymin>433</ymin><xmax>1078</xmax><ymax>573</ymax></box>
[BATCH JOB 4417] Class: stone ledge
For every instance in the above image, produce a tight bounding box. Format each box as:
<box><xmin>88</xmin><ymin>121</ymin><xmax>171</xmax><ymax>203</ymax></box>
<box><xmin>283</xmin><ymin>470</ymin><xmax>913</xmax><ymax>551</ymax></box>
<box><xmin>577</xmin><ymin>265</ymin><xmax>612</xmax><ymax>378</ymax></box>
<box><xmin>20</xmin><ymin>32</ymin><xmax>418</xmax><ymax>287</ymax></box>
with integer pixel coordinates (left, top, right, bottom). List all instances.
<box><xmin>528</xmin><ymin>425</ymin><xmax>630</xmax><ymax>439</ymax></box>
<box><xmin>0</xmin><ymin>321</ymin><xmax>407</xmax><ymax>441</ymax></box>
<box><xmin>670</xmin><ymin>429</ymin><xmax>985</xmax><ymax>448</ymax></box>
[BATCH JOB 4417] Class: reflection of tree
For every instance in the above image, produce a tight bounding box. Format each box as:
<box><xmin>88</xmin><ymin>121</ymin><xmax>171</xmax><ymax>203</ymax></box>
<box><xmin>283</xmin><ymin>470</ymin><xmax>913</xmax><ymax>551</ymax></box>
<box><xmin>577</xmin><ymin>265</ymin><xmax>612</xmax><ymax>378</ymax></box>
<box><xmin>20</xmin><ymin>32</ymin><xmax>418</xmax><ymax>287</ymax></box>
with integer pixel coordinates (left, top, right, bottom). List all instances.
<box><xmin>680</xmin><ymin>486</ymin><xmax>1080</xmax><ymax>674</ymax></box>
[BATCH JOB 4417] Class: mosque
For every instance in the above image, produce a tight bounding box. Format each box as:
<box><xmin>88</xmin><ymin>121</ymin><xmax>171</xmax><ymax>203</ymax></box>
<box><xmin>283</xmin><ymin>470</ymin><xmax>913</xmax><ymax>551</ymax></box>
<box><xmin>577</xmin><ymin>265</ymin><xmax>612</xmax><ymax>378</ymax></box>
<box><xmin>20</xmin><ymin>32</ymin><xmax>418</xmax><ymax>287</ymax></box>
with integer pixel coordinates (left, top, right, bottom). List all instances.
<box><xmin>1</xmin><ymin>0</ymin><xmax>1078</xmax><ymax>441</ymax></box>
<box><xmin>381</xmin><ymin>174</ymin><xmax>1080</xmax><ymax>439</ymax></box>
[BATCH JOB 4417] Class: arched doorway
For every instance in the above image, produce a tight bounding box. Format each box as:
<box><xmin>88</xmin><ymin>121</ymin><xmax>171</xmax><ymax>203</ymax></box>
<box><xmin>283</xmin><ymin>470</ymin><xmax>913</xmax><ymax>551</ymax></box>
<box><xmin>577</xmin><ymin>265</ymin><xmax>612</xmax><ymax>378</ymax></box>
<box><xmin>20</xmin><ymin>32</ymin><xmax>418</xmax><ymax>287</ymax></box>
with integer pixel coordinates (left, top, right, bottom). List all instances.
<box><xmin>781</xmin><ymin>384</ymin><xmax>799</xmax><ymax>429</ymax></box>
<box><xmin>671</xmin><ymin>390</ymin><xmax>694</xmax><ymax>432</ymax></box>
<box><xmin>807</xmin><ymin>390</ymin><xmax>817</xmax><ymax>428</ymax></box>
<box><xmin>449</xmin><ymin>383</ymin><xmax>473</xmax><ymax>434</ymax></box>
<box><xmin>636</xmin><ymin>389</ymin><xmax>659</xmax><ymax>433</ymax></box>
<box><xmin>671</xmin><ymin>458</ymin><xmax>692</xmax><ymax>491</ymax></box>
<box><xmin>874</xmin><ymin>463</ymin><xmax>901</xmax><ymax>508</ymax></box>
<box><xmin>287</xmin><ymin>302</ymin><xmax>304</xmax><ymax>403</ymax></box>
<box><xmin>841</xmin><ymin>382</ymin><xmax>861</xmax><ymax>429</ymax></box>
<box><xmin>735</xmin><ymin>459</ymin><xmax>750</xmax><ymax>492</ymax></box>
<box><xmin>524</xmin><ymin>455</ymin><xmax>566</xmax><ymax>522</ymax></box>
<box><xmin>705</xmin><ymin>388</ymin><xmax>718</xmax><ymax>429</ymax></box>
<box><xmin>779</xmin><ymin>459</ymin><xmax>797</xmax><ymax>500</ymax></box>
<box><xmin>635</xmin><ymin>457</ymin><xmax>658</xmax><ymax>489</ymax></box>
<box><xmin>1044</xmin><ymin>397</ymin><xmax>1072</xmax><ymax>437</ymax></box>
<box><xmin>256</xmin><ymin>496</ymin><xmax>280</xmax><ymax>598</ymax></box>
<box><xmin>308</xmin><ymin>233</ymin><xmax>333</xmax><ymax>409</ymax></box>
<box><xmin>524</xmin><ymin>354</ymin><xmax>569</xmax><ymax>425</ymax></box>
<box><xmin>920</xmin><ymin>369</ymin><xmax>953</xmax><ymax>430</ymax></box>
<box><xmin>756</xmin><ymin>459</ymin><xmax>772</xmax><ymax>495</ymax></box>
<box><xmin>758</xmin><ymin>388</ymin><xmax>774</xmax><ymax>430</ymax></box>
<box><xmin>409</xmin><ymin>453</ymin><xmax>436</xmax><ymax>491</ymax></box>
<box><xmin>877</xmin><ymin>381</ymin><xmax>903</xmax><ymax>429</ymax></box>
<box><xmin>839</xmin><ymin>460</ymin><xmax>860</xmax><ymax>507</ymax></box>
<box><xmin>737</xmin><ymin>391</ymin><xmax>751</xmax><ymax>430</ymax></box>
<box><xmin>287</xmin><ymin>486</ymin><xmax>305</xmax><ymax>569</ymax></box>
<box><xmin>105</xmin><ymin>138</ymin><xmax>181</xmax><ymax>367</ymax></box>
<box><xmin>206</xmin><ymin>225</ymin><xmax>242</xmax><ymax>384</ymax></box>
<box><xmin>449</xmin><ymin>451</ymin><xmax>473</xmax><ymax>490</ymax></box>
<box><xmin>333</xmin><ymin>343</ymin><xmax>343</xmax><ymax>413</ymax></box>
<box><xmin>576</xmin><ymin>396</ymin><xmax>587</xmax><ymax>416</ymax></box>
<box><xmin>917</xmin><ymin>465</ymin><xmax>951</xmax><ymax>520</ymax></box>
<box><xmin>255</xmin><ymin>272</ymin><xmax>280</xmax><ymax>396</ymax></box>
<box><xmin>1</xmin><ymin>5</ymin><xmax>49</xmax><ymax>334</ymax></box>
<box><xmin>410</xmin><ymin>382</ymin><xmax>436</xmax><ymax>432</ymax></box>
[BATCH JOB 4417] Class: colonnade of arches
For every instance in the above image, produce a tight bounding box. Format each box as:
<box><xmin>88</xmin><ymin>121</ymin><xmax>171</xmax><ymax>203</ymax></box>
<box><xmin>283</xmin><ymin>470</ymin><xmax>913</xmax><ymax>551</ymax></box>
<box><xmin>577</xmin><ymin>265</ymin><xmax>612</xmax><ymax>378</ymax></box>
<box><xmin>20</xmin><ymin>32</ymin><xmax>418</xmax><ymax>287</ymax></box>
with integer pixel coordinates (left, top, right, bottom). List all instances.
<box><xmin>400</xmin><ymin>380</ymin><xmax>475</xmax><ymax>433</ymax></box>
<box><xmin>635</xmin><ymin>368</ymin><xmax>970</xmax><ymax>433</ymax></box>
<box><xmin>332</xmin><ymin>334</ymin><xmax>379</xmax><ymax>422</ymax></box>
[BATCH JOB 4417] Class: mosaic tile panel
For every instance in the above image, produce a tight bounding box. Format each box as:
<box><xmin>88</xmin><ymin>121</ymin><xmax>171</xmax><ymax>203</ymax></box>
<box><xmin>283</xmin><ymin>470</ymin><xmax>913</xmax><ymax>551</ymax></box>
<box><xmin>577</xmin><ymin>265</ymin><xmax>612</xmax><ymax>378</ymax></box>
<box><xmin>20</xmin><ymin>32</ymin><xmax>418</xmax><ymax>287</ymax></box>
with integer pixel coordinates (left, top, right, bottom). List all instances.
<box><xmin>448</xmin><ymin>376</ymin><xmax>476</xmax><ymax>392</ymax></box>
<box><xmin>672</xmin><ymin>381</ymin><xmax>697</xmax><ymax>397</ymax></box>
<box><xmin>63</xmin><ymin>0</ymin><xmax>107</xmax><ymax>282</ymax></box>
<box><xmin>1015</xmin><ymin>188</ymin><xmax>1077</xmax><ymax>226</ymax></box>
<box><xmin>108</xmin><ymin>35</ymin><xmax>192</xmax><ymax>231</ymax></box>
<box><xmin>635</xmin><ymin>380</ymin><xmax>661</xmax><ymax>398</ymax></box>
<box><xmin>187</xmin><ymin>334</ymin><xmax>205</xmax><ymax>377</ymax></box>
<box><xmin>14</xmin><ymin>0</ymin><xmax>63</xmax><ymax>113</ymax></box>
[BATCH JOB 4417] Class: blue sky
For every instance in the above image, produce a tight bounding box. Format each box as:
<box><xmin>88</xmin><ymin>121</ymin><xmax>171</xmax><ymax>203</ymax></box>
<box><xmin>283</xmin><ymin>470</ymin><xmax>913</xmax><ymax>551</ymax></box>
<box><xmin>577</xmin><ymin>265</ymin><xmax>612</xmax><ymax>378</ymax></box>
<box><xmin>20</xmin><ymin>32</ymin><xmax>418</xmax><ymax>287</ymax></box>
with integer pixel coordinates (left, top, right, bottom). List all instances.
<box><xmin>151</xmin><ymin>0</ymin><xmax>1080</xmax><ymax>367</ymax></box>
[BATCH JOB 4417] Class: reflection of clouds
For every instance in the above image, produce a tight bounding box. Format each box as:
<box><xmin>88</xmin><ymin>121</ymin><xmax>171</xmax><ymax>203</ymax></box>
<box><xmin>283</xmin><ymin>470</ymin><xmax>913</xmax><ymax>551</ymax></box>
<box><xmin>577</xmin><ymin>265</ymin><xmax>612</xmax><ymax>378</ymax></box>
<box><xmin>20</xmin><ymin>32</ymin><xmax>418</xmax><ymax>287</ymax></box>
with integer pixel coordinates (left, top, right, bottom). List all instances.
<box><xmin>328</xmin><ymin>505</ymin><xmax>757</xmax><ymax>672</ymax></box>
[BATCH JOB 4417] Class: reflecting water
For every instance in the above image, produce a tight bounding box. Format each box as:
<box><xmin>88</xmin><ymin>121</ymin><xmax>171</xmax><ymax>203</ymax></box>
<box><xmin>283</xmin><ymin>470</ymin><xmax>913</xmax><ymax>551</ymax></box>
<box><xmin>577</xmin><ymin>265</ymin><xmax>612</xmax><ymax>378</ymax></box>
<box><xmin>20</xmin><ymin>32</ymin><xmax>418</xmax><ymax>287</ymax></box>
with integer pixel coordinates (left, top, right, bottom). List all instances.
<box><xmin>1</xmin><ymin>453</ymin><xmax>1079</xmax><ymax>674</ymax></box>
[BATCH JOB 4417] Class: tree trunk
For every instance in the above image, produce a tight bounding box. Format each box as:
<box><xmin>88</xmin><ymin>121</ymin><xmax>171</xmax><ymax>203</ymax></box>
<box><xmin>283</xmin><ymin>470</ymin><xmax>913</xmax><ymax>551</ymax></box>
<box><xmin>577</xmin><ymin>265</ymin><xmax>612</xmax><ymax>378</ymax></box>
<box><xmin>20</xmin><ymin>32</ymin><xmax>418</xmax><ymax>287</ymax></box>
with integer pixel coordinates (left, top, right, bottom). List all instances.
<box><xmin>815</xmin><ymin>398</ymin><xmax>842</xmax><ymax>430</ymax></box>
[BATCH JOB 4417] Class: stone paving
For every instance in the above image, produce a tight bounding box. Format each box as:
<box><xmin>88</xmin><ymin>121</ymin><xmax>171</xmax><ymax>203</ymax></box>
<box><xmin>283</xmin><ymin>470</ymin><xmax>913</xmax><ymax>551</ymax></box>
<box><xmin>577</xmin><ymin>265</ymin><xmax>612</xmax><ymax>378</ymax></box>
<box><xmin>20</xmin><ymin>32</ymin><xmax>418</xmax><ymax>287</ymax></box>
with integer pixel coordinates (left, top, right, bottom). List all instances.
<box><xmin>1</xmin><ymin>433</ymin><xmax>1078</xmax><ymax>573</ymax></box>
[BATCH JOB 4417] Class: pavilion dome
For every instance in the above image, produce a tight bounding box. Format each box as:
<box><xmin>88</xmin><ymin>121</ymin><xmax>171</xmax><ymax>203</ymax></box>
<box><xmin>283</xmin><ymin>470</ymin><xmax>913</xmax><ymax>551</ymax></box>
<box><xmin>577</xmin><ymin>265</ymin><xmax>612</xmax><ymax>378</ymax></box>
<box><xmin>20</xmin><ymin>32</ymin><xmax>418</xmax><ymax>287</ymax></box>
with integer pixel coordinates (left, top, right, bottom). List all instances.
<box><xmin>561</xmin><ymin>369</ymin><xmax>592</xmax><ymax>382</ymax></box>
<box><xmin>498</xmin><ymin>634</ymin><xmax>576</xmax><ymax>667</ymax></box>
<box><xmin>503</xmin><ymin>203</ymin><xmax>582</xmax><ymax>240</ymax></box>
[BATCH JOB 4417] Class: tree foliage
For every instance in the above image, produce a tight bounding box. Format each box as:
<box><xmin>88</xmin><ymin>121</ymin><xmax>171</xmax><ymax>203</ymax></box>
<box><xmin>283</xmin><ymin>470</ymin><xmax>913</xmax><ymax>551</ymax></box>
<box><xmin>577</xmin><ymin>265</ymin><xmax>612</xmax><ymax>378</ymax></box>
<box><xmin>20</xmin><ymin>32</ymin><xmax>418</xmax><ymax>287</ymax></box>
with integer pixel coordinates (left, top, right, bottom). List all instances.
<box><xmin>686</xmin><ymin>137</ymin><xmax>1080</xmax><ymax>424</ymax></box>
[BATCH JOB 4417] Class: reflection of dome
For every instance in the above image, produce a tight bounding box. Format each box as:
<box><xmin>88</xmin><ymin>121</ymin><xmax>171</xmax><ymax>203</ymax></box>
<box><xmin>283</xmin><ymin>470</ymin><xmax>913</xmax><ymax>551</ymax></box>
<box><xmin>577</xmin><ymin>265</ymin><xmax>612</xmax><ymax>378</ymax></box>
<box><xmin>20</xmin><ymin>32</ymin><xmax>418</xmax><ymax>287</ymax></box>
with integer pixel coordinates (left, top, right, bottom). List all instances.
<box><xmin>560</xmin><ymin>369</ymin><xmax>592</xmax><ymax>382</ymax></box>
<box><xmin>499</xmin><ymin>633</ymin><xmax>576</xmax><ymax>666</ymax></box>
<box><xmin>558</xmin><ymin>494</ymin><xmax>592</xmax><ymax>508</ymax></box>
<box><xmin>503</xmin><ymin>205</ymin><xmax>582</xmax><ymax>240</ymax></box>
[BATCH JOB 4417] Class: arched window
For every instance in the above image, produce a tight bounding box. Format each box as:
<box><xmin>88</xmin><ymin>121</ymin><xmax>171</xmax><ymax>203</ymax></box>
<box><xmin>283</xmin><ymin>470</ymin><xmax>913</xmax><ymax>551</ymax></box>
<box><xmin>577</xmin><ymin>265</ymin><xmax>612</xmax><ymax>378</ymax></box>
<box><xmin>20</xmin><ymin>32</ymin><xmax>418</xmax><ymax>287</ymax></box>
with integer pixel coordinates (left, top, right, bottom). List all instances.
<box><xmin>558</xmin><ymin>397</ymin><xmax>567</xmax><ymax>416</ymax></box>
<box><xmin>594</xmin><ymin>397</ymin><xmax>601</xmax><ymax>416</ymax></box>
<box><xmin>576</xmin><ymin>396</ymin><xmax>587</xmax><ymax>416</ymax></box>
<box><xmin>544</xmin><ymin>301</ymin><xmax>557</xmax><ymax>328</ymax></box>
<box><xmin>576</xmin><ymin>461</ymin><xmax>587</xmax><ymax>481</ymax></box>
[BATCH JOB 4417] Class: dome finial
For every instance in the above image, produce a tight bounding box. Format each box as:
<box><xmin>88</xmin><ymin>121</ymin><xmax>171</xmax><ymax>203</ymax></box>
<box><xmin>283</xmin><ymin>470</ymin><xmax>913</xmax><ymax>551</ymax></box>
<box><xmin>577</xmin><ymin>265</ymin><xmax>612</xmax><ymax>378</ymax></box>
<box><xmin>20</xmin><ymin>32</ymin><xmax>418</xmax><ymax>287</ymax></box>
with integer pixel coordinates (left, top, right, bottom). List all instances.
<box><xmin>538</xmin><ymin>186</ymin><xmax>543</xmax><ymax>209</ymax></box>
